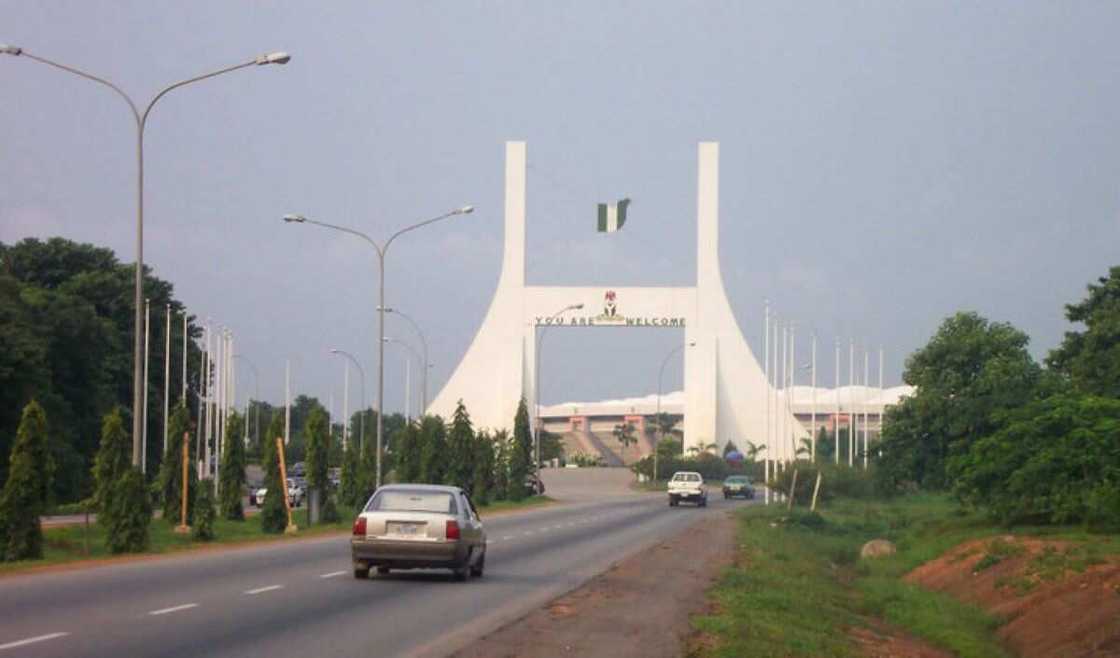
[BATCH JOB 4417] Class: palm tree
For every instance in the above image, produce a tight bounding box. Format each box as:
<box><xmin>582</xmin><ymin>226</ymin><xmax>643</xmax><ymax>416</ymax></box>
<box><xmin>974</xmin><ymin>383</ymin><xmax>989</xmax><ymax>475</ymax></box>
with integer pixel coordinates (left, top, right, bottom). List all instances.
<box><xmin>743</xmin><ymin>440</ymin><xmax>767</xmax><ymax>462</ymax></box>
<box><xmin>795</xmin><ymin>437</ymin><xmax>813</xmax><ymax>459</ymax></box>
<box><xmin>612</xmin><ymin>422</ymin><xmax>637</xmax><ymax>462</ymax></box>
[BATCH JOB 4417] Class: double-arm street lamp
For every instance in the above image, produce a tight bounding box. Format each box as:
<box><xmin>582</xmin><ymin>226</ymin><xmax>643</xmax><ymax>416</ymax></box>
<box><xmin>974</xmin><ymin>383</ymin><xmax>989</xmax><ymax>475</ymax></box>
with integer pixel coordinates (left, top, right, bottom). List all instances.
<box><xmin>282</xmin><ymin>206</ymin><xmax>473</xmax><ymax>489</ymax></box>
<box><xmin>535</xmin><ymin>303</ymin><xmax>585</xmax><ymax>470</ymax></box>
<box><xmin>655</xmin><ymin>341</ymin><xmax>695</xmax><ymax>481</ymax></box>
<box><xmin>3</xmin><ymin>43</ymin><xmax>291</xmax><ymax>466</ymax></box>
<box><xmin>379</xmin><ymin>307</ymin><xmax>430</xmax><ymax>413</ymax></box>
<box><xmin>329</xmin><ymin>349</ymin><xmax>367</xmax><ymax>453</ymax></box>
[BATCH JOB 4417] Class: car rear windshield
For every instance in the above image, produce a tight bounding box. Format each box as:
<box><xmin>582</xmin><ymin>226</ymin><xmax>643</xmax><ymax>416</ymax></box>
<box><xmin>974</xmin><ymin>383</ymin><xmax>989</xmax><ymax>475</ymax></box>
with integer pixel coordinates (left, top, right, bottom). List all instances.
<box><xmin>726</xmin><ymin>476</ymin><xmax>748</xmax><ymax>483</ymax></box>
<box><xmin>366</xmin><ymin>489</ymin><xmax>459</xmax><ymax>515</ymax></box>
<box><xmin>672</xmin><ymin>473</ymin><xmax>700</xmax><ymax>482</ymax></box>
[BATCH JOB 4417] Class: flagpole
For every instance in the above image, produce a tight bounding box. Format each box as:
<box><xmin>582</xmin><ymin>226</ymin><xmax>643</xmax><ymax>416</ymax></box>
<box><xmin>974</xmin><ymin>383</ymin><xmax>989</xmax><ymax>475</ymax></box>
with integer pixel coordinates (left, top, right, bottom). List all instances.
<box><xmin>810</xmin><ymin>332</ymin><xmax>816</xmax><ymax>463</ymax></box>
<box><xmin>863</xmin><ymin>347</ymin><xmax>870</xmax><ymax>470</ymax></box>
<box><xmin>284</xmin><ymin>359</ymin><xmax>291</xmax><ymax>445</ymax></box>
<box><xmin>848</xmin><ymin>338</ymin><xmax>854</xmax><ymax>467</ymax></box>
<box><xmin>163</xmin><ymin>303</ymin><xmax>171</xmax><ymax>454</ymax></box>
<box><xmin>142</xmin><ymin>299</ymin><xmax>150</xmax><ymax>474</ymax></box>
<box><xmin>878</xmin><ymin>345</ymin><xmax>885</xmax><ymax>452</ymax></box>
<box><xmin>763</xmin><ymin>301</ymin><xmax>770</xmax><ymax>505</ymax></box>
<box><xmin>834</xmin><ymin>337</ymin><xmax>840</xmax><ymax>464</ymax></box>
<box><xmin>180</xmin><ymin>312</ymin><xmax>187</xmax><ymax>404</ymax></box>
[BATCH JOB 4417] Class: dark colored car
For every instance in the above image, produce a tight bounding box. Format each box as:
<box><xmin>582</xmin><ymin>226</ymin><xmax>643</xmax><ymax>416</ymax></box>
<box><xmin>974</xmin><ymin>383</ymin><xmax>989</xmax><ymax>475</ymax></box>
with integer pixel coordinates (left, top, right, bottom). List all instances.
<box><xmin>722</xmin><ymin>475</ymin><xmax>754</xmax><ymax>499</ymax></box>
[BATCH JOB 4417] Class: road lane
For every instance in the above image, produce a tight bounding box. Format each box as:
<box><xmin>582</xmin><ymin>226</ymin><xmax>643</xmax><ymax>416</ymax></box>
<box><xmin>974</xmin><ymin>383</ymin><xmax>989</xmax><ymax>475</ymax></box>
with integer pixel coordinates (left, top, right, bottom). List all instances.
<box><xmin>3</xmin><ymin>485</ymin><xmax>758</xmax><ymax>658</ymax></box>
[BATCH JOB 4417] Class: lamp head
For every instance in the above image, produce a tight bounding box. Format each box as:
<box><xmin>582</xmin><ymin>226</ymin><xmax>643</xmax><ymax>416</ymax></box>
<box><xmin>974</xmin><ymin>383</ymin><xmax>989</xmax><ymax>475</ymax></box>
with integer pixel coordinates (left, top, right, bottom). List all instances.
<box><xmin>688</xmin><ymin>341</ymin><xmax>697</xmax><ymax>347</ymax></box>
<box><xmin>329</xmin><ymin>348</ymin><xmax>340</xmax><ymax>354</ymax></box>
<box><xmin>257</xmin><ymin>51</ymin><xmax>291</xmax><ymax>65</ymax></box>
<box><xmin>573</xmin><ymin>303</ymin><xmax>584</xmax><ymax>310</ymax></box>
<box><xmin>453</xmin><ymin>205</ymin><xmax>474</xmax><ymax>215</ymax></box>
<box><xmin>0</xmin><ymin>44</ymin><xmax>21</xmax><ymax>56</ymax></box>
<box><xmin>282</xmin><ymin>214</ymin><xmax>307</xmax><ymax>224</ymax></box>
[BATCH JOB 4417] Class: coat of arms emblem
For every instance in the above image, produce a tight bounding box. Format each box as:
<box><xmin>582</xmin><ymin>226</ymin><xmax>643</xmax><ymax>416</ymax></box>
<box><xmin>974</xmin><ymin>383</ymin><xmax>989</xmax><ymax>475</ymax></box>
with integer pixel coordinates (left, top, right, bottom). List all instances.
<box><xmin>603</xmin><ymin>290</ymin><xmax>618</xmax><ymax>318</ymax></box>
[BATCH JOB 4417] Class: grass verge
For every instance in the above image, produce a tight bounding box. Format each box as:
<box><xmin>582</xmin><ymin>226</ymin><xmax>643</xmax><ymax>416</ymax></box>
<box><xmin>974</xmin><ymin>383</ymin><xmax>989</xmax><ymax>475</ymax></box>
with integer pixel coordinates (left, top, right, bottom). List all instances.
<box><xmin>690</xmin><ymin>494</ymin><xmax>1120</xmax><ymax>657</ymax></box>
<box><xmin>4</xmin><ymin>494</ymin><xmax>553</xmax><ymax>575</ymax></box>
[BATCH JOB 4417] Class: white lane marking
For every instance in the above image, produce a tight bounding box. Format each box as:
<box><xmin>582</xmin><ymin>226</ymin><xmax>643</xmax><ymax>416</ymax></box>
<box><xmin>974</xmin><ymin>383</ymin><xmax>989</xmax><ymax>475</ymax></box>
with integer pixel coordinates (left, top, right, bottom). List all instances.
<box><xmin>502</xmin><ymin>535</ymin><xmax>514</xmax><ymax>541</ymax></box>
<box><xmin>319</xmin><ymin>571</ymin><xmax>346</xmax><ymax>579</ymax></box>
<box><xmin>523</xmin><ymin>530</ymin><xmax>534</xmax><ymax>535</ymax></box>
<box><xmin>148</xmin><ymin>603</ymin><xmax>198</xmax><ymax>616</ymax></box>
<box><xmin>244</xmin><ymin>585</ymin><xmax>284</xmax><ymax>595</ymax></box>
<box><xmin>0</xmin><ymin>632</ymin><xmax>70</xmax><ymax>651</ymax></box>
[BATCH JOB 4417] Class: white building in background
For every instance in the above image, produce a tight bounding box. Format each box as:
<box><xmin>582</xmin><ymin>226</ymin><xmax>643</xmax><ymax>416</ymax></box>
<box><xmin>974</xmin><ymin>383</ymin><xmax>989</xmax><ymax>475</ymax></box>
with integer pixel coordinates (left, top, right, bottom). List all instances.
<box><xmin>428</xmin><ymin>141</ymin><xmax>806</xmax><ymax>457</ymax></box>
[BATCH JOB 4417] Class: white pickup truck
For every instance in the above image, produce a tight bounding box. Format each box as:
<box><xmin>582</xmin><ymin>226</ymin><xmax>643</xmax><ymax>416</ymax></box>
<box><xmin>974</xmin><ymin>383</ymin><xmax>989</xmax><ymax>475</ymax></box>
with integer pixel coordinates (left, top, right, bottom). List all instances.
<box><xmin>667</xmin><ymin>471</ymin><xmax>708</xmax><ymax>507</ymax></box>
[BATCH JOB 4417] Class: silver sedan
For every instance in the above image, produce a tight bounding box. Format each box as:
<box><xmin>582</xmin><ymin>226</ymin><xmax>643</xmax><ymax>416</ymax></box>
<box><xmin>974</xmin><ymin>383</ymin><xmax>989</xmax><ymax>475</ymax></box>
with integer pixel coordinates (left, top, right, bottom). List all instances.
<box><xmin>351</xmin><ymin>484</ymin><xmax>487</xmax><ymax>581</ymax></box>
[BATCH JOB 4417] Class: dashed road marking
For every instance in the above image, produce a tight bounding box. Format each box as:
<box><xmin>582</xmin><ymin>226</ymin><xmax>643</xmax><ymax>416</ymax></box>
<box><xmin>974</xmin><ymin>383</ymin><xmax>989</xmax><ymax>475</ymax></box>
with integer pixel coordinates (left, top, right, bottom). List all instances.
<box><xmin>0</xmin><ymin>632</ymin><xmax>70</xmax><ymax>651</ymax></box>
<box><xmin>148</xmin><ymin>603</ymin><xmax>198</xmax><ymax>616</ymax></box>
<box><xmin>502</xmin><ymin>535</ymin><xmax>514</xmax><ymax>541</ymax></box>
<box><xmin>245</xmin><ymin>585</ymin><xmax>284</xmax><ymax>595</ymax></box>
<box><xmin>319</xmin><ymin>571</ymin><xmax>346</xmax><ymax>579</ymax></box>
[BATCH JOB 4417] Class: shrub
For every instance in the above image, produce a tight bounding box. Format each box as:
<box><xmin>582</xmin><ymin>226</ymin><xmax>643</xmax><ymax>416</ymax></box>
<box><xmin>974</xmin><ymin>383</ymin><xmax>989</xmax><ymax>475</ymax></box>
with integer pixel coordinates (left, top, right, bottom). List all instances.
<box><xmin>92</xmin><ymin>408</ymin><xmax>131</xmax><ymax>513</ymax></box>
<box><xmin>158</xmin><ymin>404</ymin><xmax>196</xmax><ymax>525</ymax></box>
<box><xmin>192</xmin><ymin>480</ymin><xmax>216</xmax><ymax>541</ymax></box>
<box><xmin>218</xmin><ymin>411</ymin><xmax>246</xmax><ymax>521</ymax></box>
<box><xmin>0</xmin><ymin>401</ymin><xmax>53</xmax><ymax>561</ymax></box>
<box><xmin>105</xmin><ymin>467</ymin><xmax>151</xmax><ymax>553</ymax></box>
<box><xmin>767</xmin><ymin>462</ymin><xmax>881</xmax><ymax>507</ymax></box>
<box><xmin>259</xmin><ymin>414</ymin><xmax>288</xmax><ymax>534</ymax></box>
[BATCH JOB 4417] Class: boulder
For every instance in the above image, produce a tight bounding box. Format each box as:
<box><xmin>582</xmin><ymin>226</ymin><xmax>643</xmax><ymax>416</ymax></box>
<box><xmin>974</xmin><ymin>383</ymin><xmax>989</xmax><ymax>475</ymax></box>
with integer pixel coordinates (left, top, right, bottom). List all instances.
<box><xmin>860</xmin><ymin>539</ymin><xmax>897</xmax><ymax>559</ymax></box>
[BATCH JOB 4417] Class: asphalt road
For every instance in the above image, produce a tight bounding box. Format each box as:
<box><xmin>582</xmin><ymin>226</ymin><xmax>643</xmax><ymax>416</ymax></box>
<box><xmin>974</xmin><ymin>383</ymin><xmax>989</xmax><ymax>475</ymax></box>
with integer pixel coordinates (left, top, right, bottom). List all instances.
<box><xmin>1</xmin><ymin>471</ymin><xmax>759</xmax><ymax>658</ymax></box>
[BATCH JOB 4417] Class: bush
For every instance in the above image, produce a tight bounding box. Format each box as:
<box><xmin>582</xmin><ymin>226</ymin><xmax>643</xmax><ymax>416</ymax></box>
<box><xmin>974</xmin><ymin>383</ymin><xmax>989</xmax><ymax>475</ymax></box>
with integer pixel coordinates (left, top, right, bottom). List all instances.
<box><xmin>0</xmin><ymin>400</ymin><xmax>52</xmax><ymax>561</ymax></box>
<box><xmin>259</xmin><ymin>415</ymin><xmax>289</xmax><ymax>534</ymax></box>
<box><xmin>158</xmin><ymin>404</ymin><xmax>195</xmax><ymax>525</ymax></box>
<box><xmin>219</xmin><ymin>411</ymin><xmax>246</xmax><ymax>521</ymax></box>
<box><xmin>193</xmin><ymin>480</ymin><xmax>217</xmax><ymax>541</ymax></box>
<box><xmin>767</xmin><ymin>462</ymin><xmax>881</xmax><ymax>507</ymax></box>
<box><xmin>105</xmin><ymin>467</ymin><xmax>151</xmax><ymax>553</ymax></box>
<box><xmin>632</xmin><ymin>451</ymin><xmax>749</xmax><ymax>482</ymax></box>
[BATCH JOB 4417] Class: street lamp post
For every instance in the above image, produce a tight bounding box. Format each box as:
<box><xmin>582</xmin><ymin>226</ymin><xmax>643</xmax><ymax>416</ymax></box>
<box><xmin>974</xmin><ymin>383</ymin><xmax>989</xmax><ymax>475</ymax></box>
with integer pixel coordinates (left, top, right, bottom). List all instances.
<box><xmin>535</xmin><ymin>304</ymin><xmax>584</xmax><ymax>470</ymax></box>
<box><xmin>3</xmin><ymin>44</ymin><xmax>291</xmax><ymax>466</ymax></box>
<box><xmin>329</xmin><ymin>349</ymin><xmax>367</xmax><ymax>453</ymax></box>
<box><xmin>381</xmin><ymin>307</ymin><xmax>429</xmax><ymax>413</ymax></box>
<box><xmin>283</xmin><ymin>206</ymin><xmax>473</xmax><ymax>489</ymax></box>
<box><xmin>655</xmin><ymin>341</ymin><xmax>695</xmax><ymax>482</ymax></box>
<box><xmin>383</xmin><ymin>338</ymin><xmax>422</xmax><ymax>420</ymax></box>
<box><xmin>233</xmin><ymin>354</ymin><xmax>260</xmax><ymax>450</ymax></box>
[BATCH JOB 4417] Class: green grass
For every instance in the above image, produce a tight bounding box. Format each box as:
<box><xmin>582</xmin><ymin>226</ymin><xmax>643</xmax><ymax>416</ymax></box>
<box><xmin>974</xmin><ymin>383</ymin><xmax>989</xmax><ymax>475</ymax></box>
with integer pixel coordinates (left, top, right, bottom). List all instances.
<box><xmin>693</xmin><ymin>494</ymin><xmax>1077</xmax><ymax>658</ymax></box>
<box><xmin>3</xmin><ymin>495</ymin><xmax>553</xmax><ymax>575</ymax></box>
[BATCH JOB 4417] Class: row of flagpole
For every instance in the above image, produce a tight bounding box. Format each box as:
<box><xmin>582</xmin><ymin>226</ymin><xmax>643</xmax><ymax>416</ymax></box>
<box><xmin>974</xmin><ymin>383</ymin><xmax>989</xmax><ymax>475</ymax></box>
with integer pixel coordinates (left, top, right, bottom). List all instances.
<box><xmin>761</xmin><ymin>299</ymin><xmax>887</xmax><ymax>505</ymax></box>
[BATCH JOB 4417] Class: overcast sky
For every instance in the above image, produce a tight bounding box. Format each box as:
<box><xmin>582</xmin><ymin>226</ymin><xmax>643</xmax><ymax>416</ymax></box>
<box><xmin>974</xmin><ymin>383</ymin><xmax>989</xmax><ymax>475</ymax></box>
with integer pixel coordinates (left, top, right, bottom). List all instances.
<box><xmin>3</xmin><ymin>2</ymin><xmax>1118</xmax><ymax>414</ymax></box>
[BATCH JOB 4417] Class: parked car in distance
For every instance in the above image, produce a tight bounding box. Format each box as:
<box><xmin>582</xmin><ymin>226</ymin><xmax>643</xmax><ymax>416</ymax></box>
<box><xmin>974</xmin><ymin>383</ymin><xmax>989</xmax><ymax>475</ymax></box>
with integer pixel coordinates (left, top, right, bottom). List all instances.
<box><xmin>351</xmin><ymin>484</ymin><xmax>486</xmax><ymax>581</ymax></box>
<box><xmin>722</xmin><ymin>475</ymin><xmax>754</xmax><ymax>499</ymax></box>
<box><xmin>253</xmin><ymin>477</ymin><xmax>305</xmax><ymax>508</ymax></box>
<box><xmin>668</xmin><ymin>471</ymin><xmax>707</xmax><ymax>507</ymax></box>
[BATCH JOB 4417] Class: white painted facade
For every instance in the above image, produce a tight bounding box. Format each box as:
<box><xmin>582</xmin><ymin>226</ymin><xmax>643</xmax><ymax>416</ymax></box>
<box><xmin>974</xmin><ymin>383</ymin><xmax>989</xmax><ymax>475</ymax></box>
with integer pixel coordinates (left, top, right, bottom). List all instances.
<box><xmin>428</xmin><ymin>141</ymin><xmax>807</xmax><ymax>456</ymax></box>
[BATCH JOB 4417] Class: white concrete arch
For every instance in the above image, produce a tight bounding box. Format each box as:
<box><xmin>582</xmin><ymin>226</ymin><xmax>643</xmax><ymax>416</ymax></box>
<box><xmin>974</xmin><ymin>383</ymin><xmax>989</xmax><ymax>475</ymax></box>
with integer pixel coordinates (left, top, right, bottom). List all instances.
<box><xmin>428</xmin><ymin>141</ymin><xmax>806</xmax><ymax>455</ymax></box>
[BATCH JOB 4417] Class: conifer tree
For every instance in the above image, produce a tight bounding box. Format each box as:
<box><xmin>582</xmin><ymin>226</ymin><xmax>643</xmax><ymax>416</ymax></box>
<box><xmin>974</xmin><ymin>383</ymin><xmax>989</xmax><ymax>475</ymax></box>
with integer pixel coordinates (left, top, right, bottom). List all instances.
<box><xmin>192</xmin><ymin>478</ymin><xmax>216</xmax><ymax>541</ymax></box>
<box><xmin>471</xmin><ymin>430</ymin><xmax>496</xmax><ymax>506</ymax></box>
<box><xmin>0</xmin><ymin>401</ymin><xmax>53</xmax><ymax>561</ymax></box>
<box><xmin>219</xmin><ymin>410</ymin><xmax>246</xmax><ymax>520</ymax></box>
<box><xmin>304</xmin><ymin>407</ymin><xmax>330</xmax><ymax>524</ymax></box>
<box><xmin>92</xmin><ymin>408</ymin><xmax>130</xmax><ymax>514</ymax></box>
<box><xmin>393</xmin><ymin>422</ymin><xmax>423</xmax><ymax>485</ymax></box>
<box><xmin>508</xmin><ymin>398</ymin><xmax>534</xmax><ymax>500</ymax></box>
<box><xmin>259</xmin><ymin>413</ymin><xmax>288</xmax><ymax>534</ymax></box>
<box><xmin>492</xmin><ymin>429</ymin><xmax>512</xmax><ymax>501</ymax></box>
<box><xmin>446</xmin><ymin>401</ymin><xmax>476</xmax><ymax>493</ymax></box>
<box><xmin>158</xmin><ymin>404</ymin><xmax>196</xmax><ymax>525</ymax></box>
<box><xmin>418</xmin><ymin>415</ymin><xmax>448</xmax><ymax>485</ymax></box>
<box><xmin>105</xmin><ymin>467</ymin><xmax>151</xmax><ymax>553</ymax></box>
<box><xmin>339</xmin><ymin>437</ymin><xmax>363</xmax><ymax>508</ymax></box>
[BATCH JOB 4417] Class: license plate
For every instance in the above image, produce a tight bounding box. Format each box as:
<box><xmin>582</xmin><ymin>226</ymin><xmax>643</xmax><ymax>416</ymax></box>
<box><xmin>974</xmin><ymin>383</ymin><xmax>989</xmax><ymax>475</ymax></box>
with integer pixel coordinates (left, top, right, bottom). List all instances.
<box><xmin>387</xmin><ymin>522</ymin><xmax>424</xmax><ymax>537</ymax></box>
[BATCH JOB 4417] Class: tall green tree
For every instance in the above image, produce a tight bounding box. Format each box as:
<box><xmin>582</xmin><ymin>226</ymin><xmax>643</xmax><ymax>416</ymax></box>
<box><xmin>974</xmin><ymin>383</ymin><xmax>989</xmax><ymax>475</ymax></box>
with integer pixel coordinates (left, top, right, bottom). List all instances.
<box><xmin>1047</xmin><ymin>265</ymin><xmax>1120</xmax><ymax>398</ymax></box>
<box><xmin>219</xmin><ymin>410</ymin><xmax>247</xmax><ymax>521</ymax></box>
<box><xmin>492</xmin><ymin>430</ymin><xmax>512</xmax><ymax>501</ymax></box>
<box><xmin>0</xmin><ymin>401</ymin><xmax>53</xmax><ymax>560</ymax></box>
<box><xmin>339</xmin><ymin>437</ymin><xmax>364</xmax><ymax>508</ymax></box>
<box><xmin>303</xmin><ymin>407</ymin><xmax>331</xmax><ymax>523</ymax></box>
<box><xmin>158</xmin><ymin>404</ymin><xmax>196</xmax><ymax>525</ymax></box>
<box><xmin>104</xmin><ymin>466</ymin><xmax>151</xmax><ymax>553</ymax></box>
<box><xmin>392</xmin><ymin>422</ymin><xmax>423</xmax><ymax>485</ymax></box>
<box><xmin>612</xmin><ymin>421</ymin><xmax>637</xmax><ymax>462</ymax></box>
<box><xmin>92</xmin><ymin>408</ymin><xmax>131</xmax><ymax>513</ymax></box>
<box><xmin>876</xmin><ymin>312</ymin><xmax>1040</xmax><ymax>490</ymax></box>
<box><xmin>508</xmin><ymin>398</ymin><xmax>534</xmax><ymax>500</ymax></box>
<box><xmin>417</xmin><ymin>415</ymin><xmax>448</xmax><ymax>485</ymax></box>
<box><xmin>471</xmin><ymin>430</ymin><xmax>496</xmax><ymax>506</ymax></box>
<box><xmin>446</xmin><ymin>401</ymin><xmax>476</xmax><ymax>493</ymax></box>
<box><xmin>259</xmin><ymin>412</ymin><xmax>288</xmax><ymax>534</ymax></box>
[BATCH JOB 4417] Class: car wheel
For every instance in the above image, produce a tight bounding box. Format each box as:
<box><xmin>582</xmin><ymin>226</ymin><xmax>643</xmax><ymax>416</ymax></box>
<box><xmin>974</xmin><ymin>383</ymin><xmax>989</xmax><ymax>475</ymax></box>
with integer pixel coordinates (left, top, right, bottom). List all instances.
<box><xmin>470</xmin><ymin>549</ymin><xmax>486</xmax><ymax>578</ymax></box>
<box><xmin>376</xmin><ymin>566</ymin><xmax>390</xmax><ymax>575</ymax></box>
<box><xmin>354</xmin><ymin>565</ymin><xmax>370</xmax><ymax>580</ymax></box>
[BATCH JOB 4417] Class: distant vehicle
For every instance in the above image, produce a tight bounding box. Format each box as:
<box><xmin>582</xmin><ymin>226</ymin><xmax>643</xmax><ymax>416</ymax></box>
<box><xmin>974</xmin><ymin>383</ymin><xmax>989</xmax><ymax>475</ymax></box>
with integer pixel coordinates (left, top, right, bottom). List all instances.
<box><xmin>254</xmin><ymin>477</ymin><xmax>305</xmax><ymax>508</ymax></box>
<box><xmin>526</xmin><ymin>475</ymin><xmax>546</xmax><ymax>496</ymax></box>
<box><xmin>248</xmin><ymin>481</ymin><xmax>262</xmax><ymax>507</ymax></box>
<box><xmin>351</xmin><ymin>484</ymin><xmax>486</xmax><ymax>581</ymax></box>
<box><xmin>722</xmin><ymin>475</ymin><xmax>754</xmax><ymax>500</ymax></box>
<box><xmin>667</xmin><ymin>471</ymin><xmax>707</xmax><ymax>507</ymax></box>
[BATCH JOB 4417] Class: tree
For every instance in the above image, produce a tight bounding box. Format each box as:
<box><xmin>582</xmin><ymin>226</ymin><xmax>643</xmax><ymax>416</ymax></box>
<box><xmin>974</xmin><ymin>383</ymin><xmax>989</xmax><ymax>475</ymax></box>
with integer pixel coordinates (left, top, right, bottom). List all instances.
<box><xmin>418</xmin><ymin>415</ymin><xmax>448</xmax><ymax>485</ymax></box>
<box><xmin>192</xmin><ymin>479</ymin><xmax>216</xmax><ymax>541</ymax></box>
<box><xmin>219</xmin><ymin>410</ymin><xmax>247</xmax><ymax>521</ymax></box>
<box><xmin>303</xmin><ymin>407</ymin><xmax>330</xmax><ymax>524</ymax></box>
<box><xmin>1047</xmin><ymin>266</ymin><xmax>1120</xmax><ymax>398</ymax></box>
<box><xmin>876</xmin><ymin>312</ymin><xmax>1040</xmax><ymax>491</ymax></box>
<box><xmin>742</xmin><ymin>440</ymin><xmax>767</xmax><ymax>462</ymax></box>
<box><xmin>508</xmin><ymin>398</ymin><xmax>534</xmax><ymax>500</ymax></box>
<box><xmin>722</xmin><ymin>440</ymin><xmax>738</xmax><ymax>457</ymax></box>
<box><xmin>446</xmin><ymin>401</ymin><xmax>476</xmax><ymax>494</ymax></box>
<box><xmin>104</xmin><ymin>466</ymin><xmax>151</xmax><ymax>553</ymax></box>
<box><xmin>158</xmin><ymin>403</ymin><xmax>196</xmax><ymax>525</ymax></box>
<box><xmin>492</xmin><ymin>430</ymin><xmax>512</xmax><ymax>501</ymax></box>
<box><xmin>259</xmin><ymin>413</ymin><xmax>288</xmax><ymax>534</ymax></box>
<box><xmin>612</xmin><ymin>422</ymin><xmax>637</xmax><ymax>462</ymax></box>
<box><xmin>339</xmin><ymin>437</ymin><xmax>364</xmax><ymax>509</ymax></box>
<box><xmin>952</xmin><ymin>393</ymin><xmax>1120</xmax><ymax>528</ymax></box>
<box><xmin>0</xmin><ymin>401</ymin><xmax>53</xmax><ymax>560</ymax></box>
<box><xmin>471</xmin><ymin>430</ymin><xmax>496</xmax><ymax>506</ymax></box>
<box><xmin>538</xmin><ymin>429</ymin><xmax>564</xmax><ymax>463</ymax></box>
<box><xmin>392</xmin><ymin>422</ymin><xmax>422</xmax><ymax>485</ymax></box>
<box><xmin>92</xmin><ymin>408</ymin><xmax>130</xmax><ymax>514</ymax></box>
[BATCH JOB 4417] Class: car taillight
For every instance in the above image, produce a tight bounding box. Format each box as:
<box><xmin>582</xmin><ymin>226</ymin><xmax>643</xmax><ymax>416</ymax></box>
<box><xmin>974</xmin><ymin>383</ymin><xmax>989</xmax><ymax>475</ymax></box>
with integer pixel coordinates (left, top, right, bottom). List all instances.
<box><xmin>352</xmin><ymin>516</ymin><xmax>367</xmax><ymax>536</ymax></box>
<box><xmin>445</xmin><ymin>520</ymin><xmax>461</xmax><ymax>540</ymax></box>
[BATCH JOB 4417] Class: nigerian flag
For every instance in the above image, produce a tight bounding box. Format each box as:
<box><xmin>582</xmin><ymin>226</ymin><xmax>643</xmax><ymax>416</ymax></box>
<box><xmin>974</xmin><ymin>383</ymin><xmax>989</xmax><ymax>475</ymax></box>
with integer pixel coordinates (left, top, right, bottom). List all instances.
<box><xmin>597</xmin><ymin>198</ymin><xmax>631</xmax><ymax>233</ymax></box>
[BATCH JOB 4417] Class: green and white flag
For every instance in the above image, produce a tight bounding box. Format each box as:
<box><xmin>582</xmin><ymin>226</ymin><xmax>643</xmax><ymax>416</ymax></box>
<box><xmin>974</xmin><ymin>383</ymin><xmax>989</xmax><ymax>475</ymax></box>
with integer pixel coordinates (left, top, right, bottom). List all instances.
<box><xmin>597</xmin><ymin>198</ymin><xmax>631</xmax><ymax>233</ymax></box>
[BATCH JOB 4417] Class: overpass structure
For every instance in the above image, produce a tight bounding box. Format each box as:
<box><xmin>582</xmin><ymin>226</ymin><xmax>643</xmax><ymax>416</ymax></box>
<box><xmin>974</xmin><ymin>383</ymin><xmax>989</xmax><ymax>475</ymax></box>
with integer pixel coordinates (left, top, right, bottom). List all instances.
<box><xmin>429</xmin><ymin>141</ymin><xmax>805</xmax><ymax>456</ymax></box>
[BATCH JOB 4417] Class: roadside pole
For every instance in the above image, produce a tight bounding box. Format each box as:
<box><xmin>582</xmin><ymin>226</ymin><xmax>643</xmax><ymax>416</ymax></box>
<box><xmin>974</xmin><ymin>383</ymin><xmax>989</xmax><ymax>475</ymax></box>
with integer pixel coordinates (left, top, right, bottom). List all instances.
<box><xmin>175</xmin><ymin>433</ymin><xmax>190</xmax><ymax>534</ymax></box>
<box><xmin>277</xmin><ymin>437</ymin><xmax>298</xmax><ymax>533</ymax></box>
